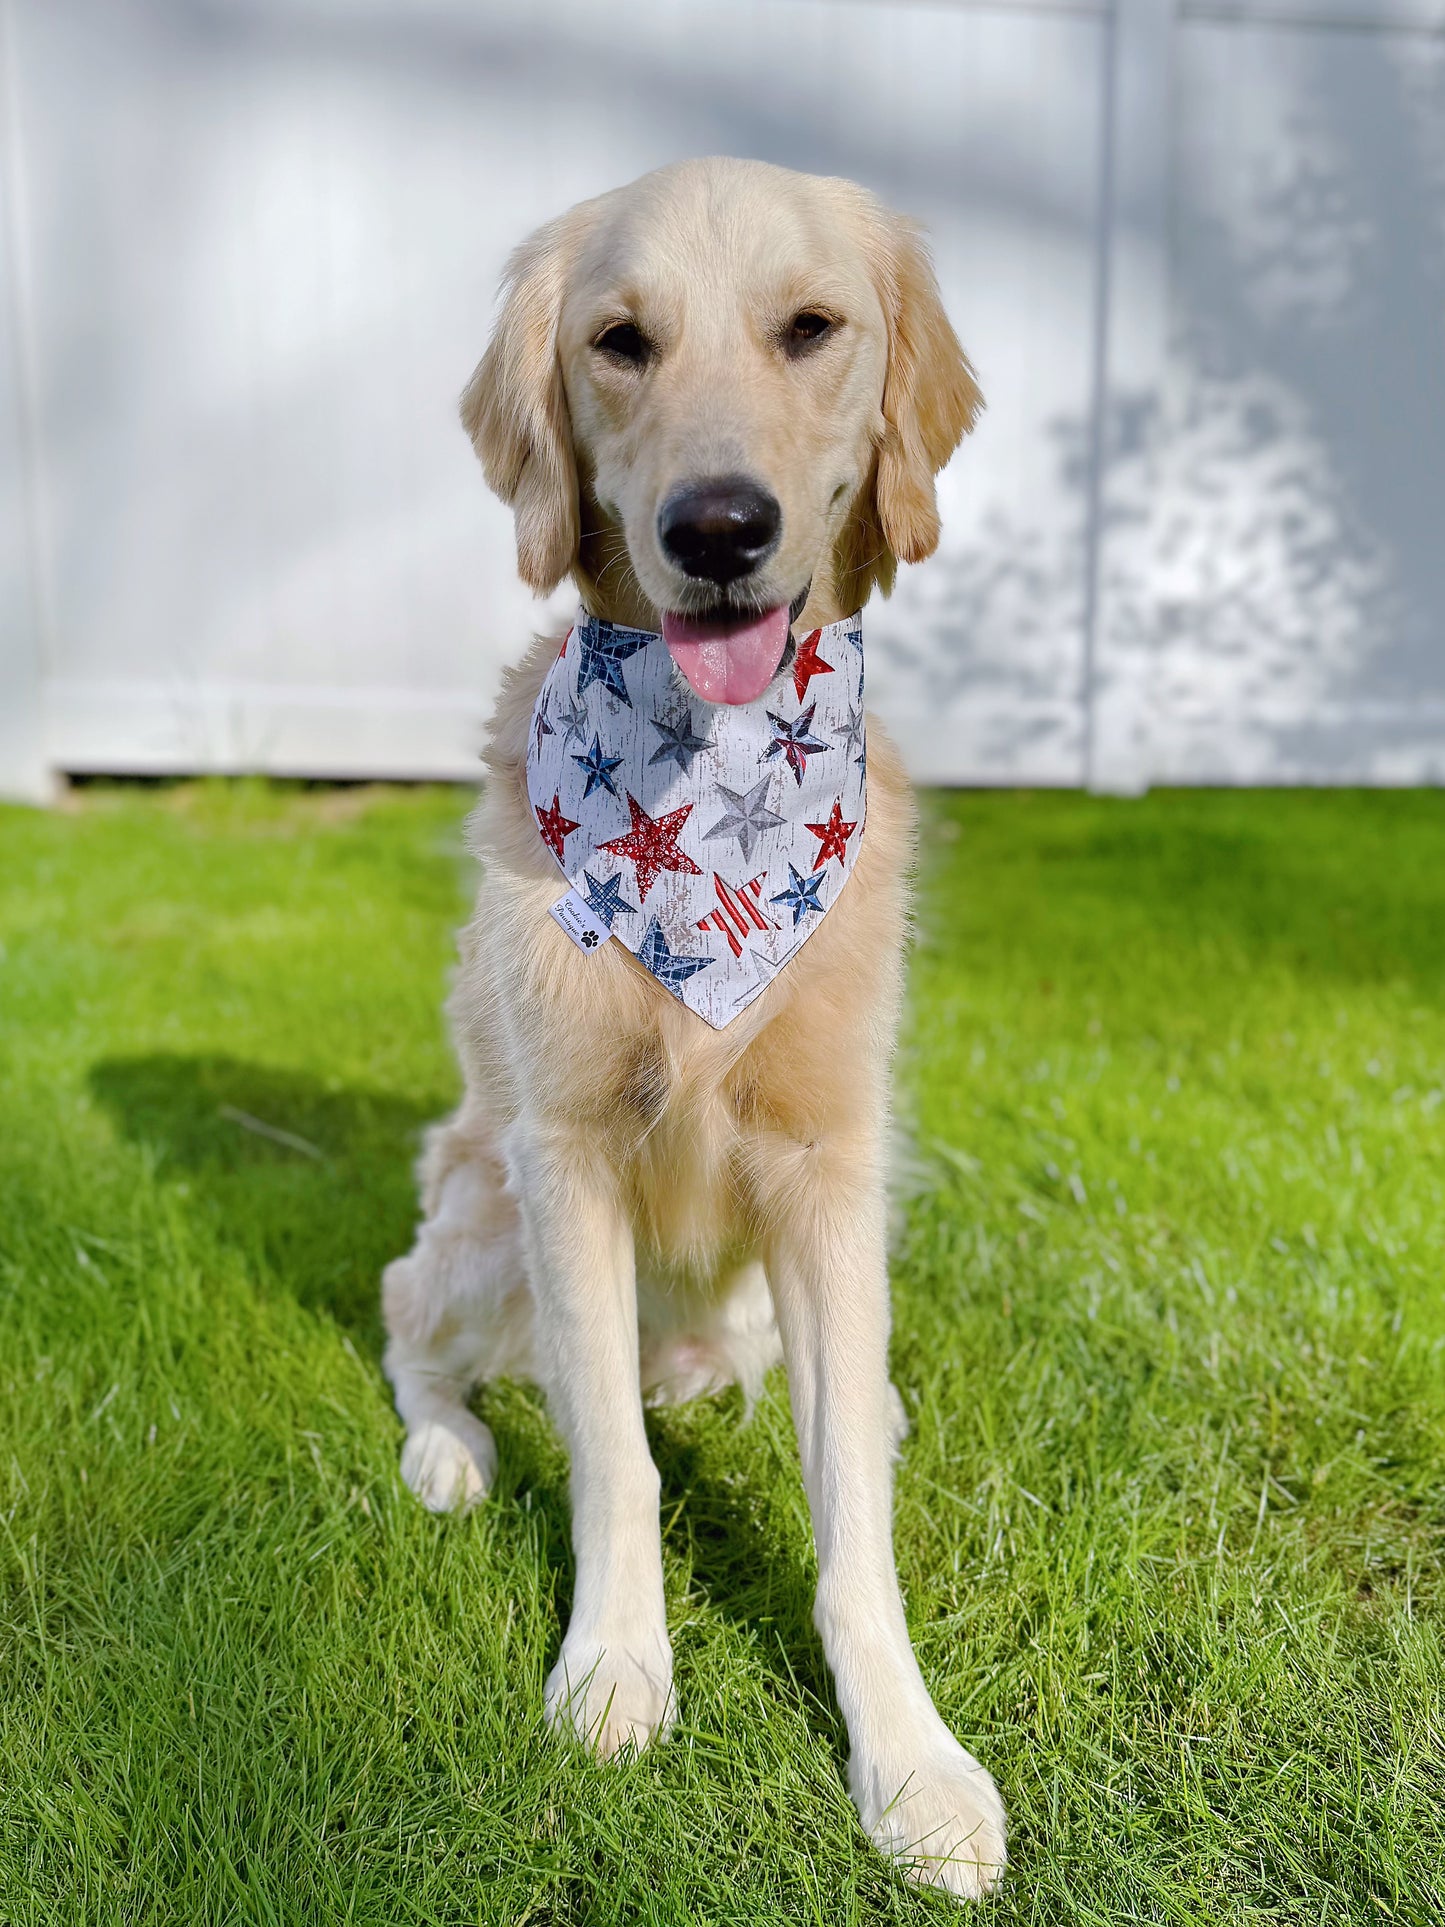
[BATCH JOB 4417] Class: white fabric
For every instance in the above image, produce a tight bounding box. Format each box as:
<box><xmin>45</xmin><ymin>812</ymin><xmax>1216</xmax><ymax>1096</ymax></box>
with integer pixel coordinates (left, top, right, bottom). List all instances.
<box><xmin>526</xmin><ymin>611</ymin><xmax>867</xmax><ymax>1028</ymax></box>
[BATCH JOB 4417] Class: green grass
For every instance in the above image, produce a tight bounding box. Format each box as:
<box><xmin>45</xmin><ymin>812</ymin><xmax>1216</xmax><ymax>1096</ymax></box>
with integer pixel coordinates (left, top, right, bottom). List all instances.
<box><xmin>1</xmin><ymin>780</ymin><xmax>1442</xmax><ymax>1924</ymax></box>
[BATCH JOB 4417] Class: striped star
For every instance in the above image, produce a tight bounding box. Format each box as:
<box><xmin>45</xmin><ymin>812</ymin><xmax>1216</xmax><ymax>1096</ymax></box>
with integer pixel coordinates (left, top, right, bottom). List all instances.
<box><xmin>703</xmin><ymin>775</ymin><xmax>785</xmax><ymax>863</ymax></box>
<box><xmin>581</xmin><ymin>868</ymin><xmax>636</xmax><ymax>929</ymax></box>
<box><xmin>764</xmin><ymin>703</ymin><xmax>830</xmax><ymax>786</ymax></box>
<box><xmin>805</xmin><ymin>799</ymin><xmax>858</xmax><ymax>866</ymax></box>
<box><xmin>573</xmin><ymin>732</ymin><xmax>624</xmax><ymax>799</ymax></box>
<box><xmin>648</xmin><ymin>705</ymin><xmax>713</xmax><ymax>773</ymax></box>
<box><xmin>575</xmin><ymin>619</ymin><xmax>650</xmax><ymax>705</ymax></box>
<box><xmin>638</xmin><ymin>918</ymin><xmax>714</xmax><ymax>990</ymax></box>
<box><xmin>599</xmin><ymin>792</ymin><xmax>702</xmax><ymax>901</ymax></box>
<box><xmin>769</xmin><ymin>862</ymin><xmax>827</xmax><ymax>928</ymax></box>
<box><xmin>535</xmin><ymin>793</ymin><xmax>581</xmax><ymax>864</ymax></box>
<box><xmin>697</xmin><ymin>872</ymin><xmax>777</xmax><ymax>959</ymax></box>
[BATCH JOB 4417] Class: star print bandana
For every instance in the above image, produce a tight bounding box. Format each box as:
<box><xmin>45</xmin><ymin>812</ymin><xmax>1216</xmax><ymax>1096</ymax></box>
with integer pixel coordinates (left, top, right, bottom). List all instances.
<box><xmin>526</xmin><ymin>610</ymin><xmax>867</xmax><ymax>1029</ymax></box>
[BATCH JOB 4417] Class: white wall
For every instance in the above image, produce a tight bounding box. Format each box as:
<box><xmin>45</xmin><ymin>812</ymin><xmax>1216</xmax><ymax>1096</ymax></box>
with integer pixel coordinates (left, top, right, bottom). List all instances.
<box><xmin>1</xmin><ymin>0</ymin><xmax>1442</xmax><ymax>798</ymax></box>
<box><xmin>0</xmin><ymin>0</ymin><xmax>50</xmax><ymax>801</ymax></box>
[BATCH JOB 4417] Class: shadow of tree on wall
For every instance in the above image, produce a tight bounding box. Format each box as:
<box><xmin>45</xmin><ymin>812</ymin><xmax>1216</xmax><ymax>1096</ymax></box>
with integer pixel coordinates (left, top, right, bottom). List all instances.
<box><xmin>88</xmin><ymin>1052</ymin><xmax>449</xmax><ymax>1337</ymax></box>
<box><xmin>867</xmin><ymin>26</ymin><xmax>1445</xmax><ymax>785</ymax></box>
<box><xmin>1126</xmin><ymin>32</ymin><xmax>1445</xmax><ymax>779</ymax></box>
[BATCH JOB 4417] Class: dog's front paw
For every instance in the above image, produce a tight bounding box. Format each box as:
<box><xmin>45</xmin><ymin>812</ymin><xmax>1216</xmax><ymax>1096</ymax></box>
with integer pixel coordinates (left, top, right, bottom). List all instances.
<box><xmin>544</xmin><ymin>1628</ymin><xmax>674</xmax><ymax>1759</ymax></box>
<box><xmin>399</xmin><ymin>1412</ymin><xmax>496</xmax><ymax>1513</ymax></box>
<box><xmin>853</xmin><ymin>1732</ymin><xmax>1007</xmax><ymax>1900</ymax></box>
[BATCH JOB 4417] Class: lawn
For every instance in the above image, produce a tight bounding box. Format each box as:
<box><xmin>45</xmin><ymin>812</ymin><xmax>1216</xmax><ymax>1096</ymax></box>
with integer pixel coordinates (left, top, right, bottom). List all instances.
<box><xmin>0</xmin><ymin>780</ymin><xmax>1442</xmax><ymax>1925</ymax></box>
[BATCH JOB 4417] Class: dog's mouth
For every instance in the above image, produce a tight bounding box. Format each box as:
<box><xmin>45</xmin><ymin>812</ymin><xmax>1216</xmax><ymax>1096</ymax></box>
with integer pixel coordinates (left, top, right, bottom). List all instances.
<box><xmin>660</xmin><ymin>586</ymin><xmax>811</xmax><ymax>707</ymax></box>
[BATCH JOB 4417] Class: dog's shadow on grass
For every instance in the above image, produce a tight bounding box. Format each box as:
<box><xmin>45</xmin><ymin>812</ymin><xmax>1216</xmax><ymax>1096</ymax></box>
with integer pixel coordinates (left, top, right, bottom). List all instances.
<box><xmin>90</xmin><ymin>1051</ymin><xmax>836</xmax><ymax>1722</ymax></box>
<box><xmin>492</xmin><ymin>1396</ymin><xmax>837</xmax><ymax>1729</ymax></box>
<box><xmin>650</xmin><ymin>1415</ymin><xmax>838</xmax><ymax>1723</ymax></box>
<box><xmin>88</xmin><ymin>1051</ymin><xmax>450</xmax><ymax>1338</ymax></box>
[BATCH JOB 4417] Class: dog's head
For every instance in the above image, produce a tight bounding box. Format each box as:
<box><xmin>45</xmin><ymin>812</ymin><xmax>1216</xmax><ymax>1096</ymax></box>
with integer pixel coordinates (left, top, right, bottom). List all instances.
<box><xmin>463</xmin><ymin>157</ymin><xmax>981</xmax><ymax>704</ymax></box>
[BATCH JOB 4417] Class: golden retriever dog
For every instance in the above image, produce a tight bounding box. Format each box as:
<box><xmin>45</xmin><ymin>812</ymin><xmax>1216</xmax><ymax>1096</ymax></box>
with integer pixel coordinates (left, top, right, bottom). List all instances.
<box><xmin>381</xmin><ymin>156</ymin><xmax>1005</xmax><ymax>1898</ymax></box>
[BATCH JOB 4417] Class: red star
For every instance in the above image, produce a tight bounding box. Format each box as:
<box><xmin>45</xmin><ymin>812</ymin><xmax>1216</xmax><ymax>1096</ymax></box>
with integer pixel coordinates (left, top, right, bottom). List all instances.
<box><xmin>805</xmin><ymin>798</ymin><xmax>858</xmax><ymax>866</ymax></box>
<box><xmin>599</xmin><ymin>791</ymin><xmax>701</xmax><ymax>901</ymax></box>
<box><xmin>792</xmin><ymin>627</ymin><xmax>835</xmax><ymax>702</ymax></box>
<box><xmin>535</xmin><ymin>792</ymin><xmax>581</xmax><ymax>863</ymax></box>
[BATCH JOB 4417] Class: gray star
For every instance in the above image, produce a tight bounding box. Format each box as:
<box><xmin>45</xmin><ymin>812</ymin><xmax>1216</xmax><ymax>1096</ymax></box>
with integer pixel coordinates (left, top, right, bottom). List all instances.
<box><xmin>648</xmin><ymin>705</ymin><xmax>713</xmax><ymax>773</ymax></box>
<box><xmin>554</xmin><ymin>692</ymin><xmax>591</xmax><ymax>750</ymax></box>
<box><xmin>747</xmin><ymin>943</ymin><xmax>785</xmax><ymax>989</ymax></box>
<box><xmin>834</xmin><ymin>700</ymin><xmax>865</xmax><ymax>768</ymax></box>
<box><xmin>703</xmin><ymin>776</ymin><xmax>785</xmax><ymax>863</ymax></box>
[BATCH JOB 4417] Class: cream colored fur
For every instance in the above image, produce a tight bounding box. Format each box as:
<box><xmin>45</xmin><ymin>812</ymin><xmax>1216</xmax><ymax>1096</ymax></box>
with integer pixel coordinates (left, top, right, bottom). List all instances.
<box><xmin>382</xmin><ymin>157</ymin><xmax>1004</xmax><ymax>1899</ymax></box>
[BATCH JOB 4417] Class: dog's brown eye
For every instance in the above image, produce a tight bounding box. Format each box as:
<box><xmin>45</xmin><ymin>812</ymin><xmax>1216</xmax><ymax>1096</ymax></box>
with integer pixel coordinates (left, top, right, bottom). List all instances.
<box><xmin>594</xmin><ymin>321</ymin><xmax>651</xmax><ymax>367</ymax></box>
<box><xmin>785</xmin><ymin>311</ymin><xmax>835</xmax><ymax>356</ymax></box>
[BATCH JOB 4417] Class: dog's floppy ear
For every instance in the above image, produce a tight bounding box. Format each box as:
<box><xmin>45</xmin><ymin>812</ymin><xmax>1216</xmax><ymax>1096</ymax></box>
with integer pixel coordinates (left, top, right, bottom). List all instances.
<box><xmin>461</xmin><ymin>215</ymin><xmax>581</xmax><ymax>594</ymax></box>
<box><xmin>872</xmin><ymin>215</ymin><xmax>982</xmax><ymax>569</ymax></box>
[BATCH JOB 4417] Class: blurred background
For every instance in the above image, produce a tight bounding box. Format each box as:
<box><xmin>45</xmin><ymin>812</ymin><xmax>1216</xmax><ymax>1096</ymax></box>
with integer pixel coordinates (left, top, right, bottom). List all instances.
<box><xmin>2</xmin><ymin>0</ymin><xmax>1443</xmax><ymax>806</ymax></box>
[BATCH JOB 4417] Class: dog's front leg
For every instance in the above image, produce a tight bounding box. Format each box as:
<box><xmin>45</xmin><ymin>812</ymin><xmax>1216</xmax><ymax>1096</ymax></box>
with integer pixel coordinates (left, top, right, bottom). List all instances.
<box><xmin>767</xmin><ymin>1137</ymin><xmax>1007</xmax><ymax>1899</ymax></box>
<box><xmin>506</xmin><ymin>1119</ymin><xmax>673</xmax><ymax>1758</ymax></box>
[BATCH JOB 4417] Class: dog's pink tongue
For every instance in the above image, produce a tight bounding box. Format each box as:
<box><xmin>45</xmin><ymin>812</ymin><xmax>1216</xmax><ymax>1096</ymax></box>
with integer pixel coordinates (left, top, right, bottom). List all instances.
<box><xmin>661</xmin><ymin>605</ymin><xmax>790</xmax><ymax>706</ymax></box>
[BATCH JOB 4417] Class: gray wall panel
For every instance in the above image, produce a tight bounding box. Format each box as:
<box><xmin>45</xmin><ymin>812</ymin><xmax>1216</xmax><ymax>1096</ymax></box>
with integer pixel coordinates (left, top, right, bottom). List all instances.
<box><xmin>3</xmin><ymin>0</ymin><xmax>1443</xmax><ymax>791</ymax></box>
<box><xmin>0</xmin><ymin>0</ymin><xmax>49</xmax><ymax>801</ymax></box>
<box><xmin>10</xmin><ymin>0</ymin><xmax>1103</xmax><ymax>785</ymax></box>
<box><xmin>1152</xmin><ymin>18</ymin><xmax>1445</xmax><ymax>779</ymax></box>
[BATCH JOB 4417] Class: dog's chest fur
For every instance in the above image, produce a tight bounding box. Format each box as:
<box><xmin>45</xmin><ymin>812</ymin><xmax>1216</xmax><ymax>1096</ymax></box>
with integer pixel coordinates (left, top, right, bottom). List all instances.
<box><xmin>453</xmin><ymin>628</ymin><xmax>915</xmax><ymax>1281</ymax></box>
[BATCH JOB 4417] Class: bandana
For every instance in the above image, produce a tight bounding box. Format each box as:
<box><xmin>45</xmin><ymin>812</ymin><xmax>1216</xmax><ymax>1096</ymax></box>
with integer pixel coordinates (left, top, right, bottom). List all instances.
<box><xmin>526</xmin><ymin>610</ymin><xmax>866</xmax><ymax>1029</ymax></box>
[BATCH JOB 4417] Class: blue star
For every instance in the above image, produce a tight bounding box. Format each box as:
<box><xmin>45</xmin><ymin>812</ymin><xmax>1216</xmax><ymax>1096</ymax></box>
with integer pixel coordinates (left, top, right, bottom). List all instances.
<box><xmin>638</xmin><ymin>918</ymin><xmax>714</xmax><ymax>990</ymax></box>
<box><xmin>575</xmin><ymin>618</ymin><xmax>651</xmax><ymax>706</ymax></box>
<box><xmin>581</xmin><ymin>868</ymin><xmax>636</xmax><ymax>930</ymax></box>
<box><xmin>648</xmin><ymin>705</ymin><xmax>713</xmax><ymax>773</ymax></box>
<box><xmin>573</xmin><ymin>732</ymin><xmax>624</xmax><ymax>799</ymax></box>
<box><xmin>763</xmin><ymin>703</ymin><xmax>830</xmax><ymax>785</ymax></box>
<box><xmin>769</xmin><ymin>862</ymin><xmax>827</xmax><ymax>927</ymax></box>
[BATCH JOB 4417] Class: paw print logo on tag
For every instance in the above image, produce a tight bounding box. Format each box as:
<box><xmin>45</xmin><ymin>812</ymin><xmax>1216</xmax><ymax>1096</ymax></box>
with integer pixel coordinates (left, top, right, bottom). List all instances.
<box><xmin>549</xmin><ymin>888</ymin><xmax>614</xmax><ymax>955</ymax></box>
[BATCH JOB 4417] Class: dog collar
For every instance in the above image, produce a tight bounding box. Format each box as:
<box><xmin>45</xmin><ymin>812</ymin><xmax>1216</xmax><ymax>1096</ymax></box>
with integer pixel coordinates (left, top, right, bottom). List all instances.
<box><xmin>526</xmin><ymin>609</ymin><xmax>867</xmax><ymax>1029</ymax></box>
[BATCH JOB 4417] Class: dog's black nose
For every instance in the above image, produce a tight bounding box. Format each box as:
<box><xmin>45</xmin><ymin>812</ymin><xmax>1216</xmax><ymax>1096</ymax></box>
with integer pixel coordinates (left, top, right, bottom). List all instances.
<box><xmin>658</xmin><ymin>477</ymin><xmax>782</xmax><ymax>586</ymax></box>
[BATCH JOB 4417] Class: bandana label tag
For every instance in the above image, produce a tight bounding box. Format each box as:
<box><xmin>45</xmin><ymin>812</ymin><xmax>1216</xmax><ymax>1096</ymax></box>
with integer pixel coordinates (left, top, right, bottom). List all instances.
<box><xmin>549</xmin><ymin>888</ymin><xmax>612</xmax><ymax>954</ymax></box>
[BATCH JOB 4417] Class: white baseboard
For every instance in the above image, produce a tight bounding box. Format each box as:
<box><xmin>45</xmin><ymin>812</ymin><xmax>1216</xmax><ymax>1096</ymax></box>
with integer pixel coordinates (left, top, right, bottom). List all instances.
<box><xmin>42</xmin><ymin>680</ymin><xmax>1091</xmax><ymax>788</ymax></box>
<box><xmin>43</xmin><ymin>679</ymin><xmax>493</xmax><ymax>784</ymax></box>
<box><xmin>32</xmin><ymin>680</ymin><xmax>1445</xmax><ymax>790</ymax></box>
<box><xmin>1145</xmin><ymin>700</ymin><xmax>1445</xmax><ymax>787</ymax></box>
